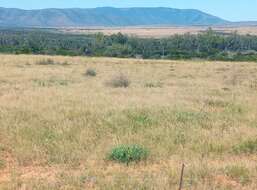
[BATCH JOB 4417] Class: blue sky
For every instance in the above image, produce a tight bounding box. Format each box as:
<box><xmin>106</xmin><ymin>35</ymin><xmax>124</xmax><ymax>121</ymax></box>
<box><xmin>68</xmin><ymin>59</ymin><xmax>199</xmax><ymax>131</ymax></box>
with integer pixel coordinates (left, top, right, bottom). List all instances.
<box><xmin>1</xmin><ymin>0</ymin><xmax>257</xmax><ymax>21</ymax></box>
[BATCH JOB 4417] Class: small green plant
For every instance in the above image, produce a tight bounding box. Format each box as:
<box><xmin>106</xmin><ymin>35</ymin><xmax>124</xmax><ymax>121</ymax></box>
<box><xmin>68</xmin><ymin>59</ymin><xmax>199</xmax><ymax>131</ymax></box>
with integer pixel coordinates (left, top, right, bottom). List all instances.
<box><xmin>85</xmin><ymin>68</ymin><xmax>97</xmax><ymax>77</ymax></box>
<box><xmin>233</xmin><ymin>139</ymin><xmax>257</xmax><ymax>154</ymax></box>
<box><xmin>144</xmin><ymin>82</ymin><xmax>162</xmax><ymax>88</ymax></box>
<box><xmin>108</xmin><ymin>144</ymin><xmax>149</xmax><ymax>165</ymax></box>
<box><xmin>107</xmin><ymin>74</ymin><xmax>130</xmax><ymax>88</ymax></box>
<box><xmin>225</xmin><ymin>165</ymin><xmax>251</xmax><ymax>185</ymax></box>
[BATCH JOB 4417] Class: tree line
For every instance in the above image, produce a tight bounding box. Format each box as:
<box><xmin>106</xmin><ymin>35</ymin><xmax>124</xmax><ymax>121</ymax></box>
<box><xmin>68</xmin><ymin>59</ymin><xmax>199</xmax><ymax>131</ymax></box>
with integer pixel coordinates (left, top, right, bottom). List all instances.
<box><xmin>0</xmin><ymin>28</ymin><xmax>257</xmax><ymax>61</ymax></box>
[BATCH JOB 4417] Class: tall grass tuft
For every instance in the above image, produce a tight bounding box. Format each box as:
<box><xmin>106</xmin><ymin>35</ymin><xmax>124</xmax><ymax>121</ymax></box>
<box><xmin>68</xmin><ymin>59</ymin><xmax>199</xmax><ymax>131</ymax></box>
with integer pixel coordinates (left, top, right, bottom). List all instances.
<box><xmin>107</xmin><ymin>74</ymin><xmax>130</xmax><ymax>88</ymax></box>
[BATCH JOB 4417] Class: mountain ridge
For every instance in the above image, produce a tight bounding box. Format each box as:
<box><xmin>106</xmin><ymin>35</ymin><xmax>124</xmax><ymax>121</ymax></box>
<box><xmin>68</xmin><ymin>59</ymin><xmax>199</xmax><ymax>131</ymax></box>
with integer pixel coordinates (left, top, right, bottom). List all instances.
<box><xmin>0</xmin><ymin>7</ymin><xmax>229</xmax><ymax>27</ymax></box>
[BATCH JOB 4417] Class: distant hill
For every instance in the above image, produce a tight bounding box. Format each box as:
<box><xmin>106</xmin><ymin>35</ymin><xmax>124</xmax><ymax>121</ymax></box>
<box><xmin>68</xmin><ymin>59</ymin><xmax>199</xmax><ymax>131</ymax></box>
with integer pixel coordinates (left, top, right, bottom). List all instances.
<box><xmin>0</xmin><ymin>7</ymin><xmax>229</xmax><ymax>27</ymax></box>
<box><xmin>232</xmin><ymin>21</ymin><xmax>257</xmax><ymax>26</ymax></box>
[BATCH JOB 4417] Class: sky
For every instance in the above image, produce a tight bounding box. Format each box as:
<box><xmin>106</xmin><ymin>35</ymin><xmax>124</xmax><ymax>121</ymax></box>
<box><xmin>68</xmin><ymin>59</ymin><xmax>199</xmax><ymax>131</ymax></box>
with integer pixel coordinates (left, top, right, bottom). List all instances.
<box><xmin>0</xmin><ymin>0</ymin><xmax>257</xmax><ymax>22</ymax></box>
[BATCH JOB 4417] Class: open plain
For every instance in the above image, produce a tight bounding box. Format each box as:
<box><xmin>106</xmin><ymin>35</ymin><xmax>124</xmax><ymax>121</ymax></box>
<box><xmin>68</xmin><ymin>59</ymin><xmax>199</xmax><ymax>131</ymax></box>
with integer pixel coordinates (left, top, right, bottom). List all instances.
<box><xmin>60</xmin><ymin>25</ymin><xmax>257</xmax><ymax>38</ymax></box>
<box><xmin>0</xmin><ymin>54</ymin><xmax>257</xmax><ymax>189</ymax></box>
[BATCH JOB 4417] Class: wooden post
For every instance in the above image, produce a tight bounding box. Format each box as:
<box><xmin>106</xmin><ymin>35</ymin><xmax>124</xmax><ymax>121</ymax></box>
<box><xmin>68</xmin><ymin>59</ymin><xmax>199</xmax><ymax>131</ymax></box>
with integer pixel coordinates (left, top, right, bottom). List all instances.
<box><xmin>178</xmin><ymin>163</ymin><xmax>185</xmax><ymax>190</ymax></box>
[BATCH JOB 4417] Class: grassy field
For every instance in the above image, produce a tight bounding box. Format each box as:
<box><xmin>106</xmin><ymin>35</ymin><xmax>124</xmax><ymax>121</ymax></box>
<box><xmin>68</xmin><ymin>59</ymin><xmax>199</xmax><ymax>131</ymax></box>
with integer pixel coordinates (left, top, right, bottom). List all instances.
<box><xmin>0</xmin><ymin>54</ymin><xmax>257</xmax><ymax>189</ymax></box>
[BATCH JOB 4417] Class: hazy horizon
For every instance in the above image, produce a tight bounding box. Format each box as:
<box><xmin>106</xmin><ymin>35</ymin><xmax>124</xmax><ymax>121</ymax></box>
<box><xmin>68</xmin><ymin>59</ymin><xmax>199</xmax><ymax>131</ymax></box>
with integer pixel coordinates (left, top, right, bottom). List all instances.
<box><xmin>0</xmin><ymin>0</ymin><xmax>257</xmax><ymax>22</ymax></box>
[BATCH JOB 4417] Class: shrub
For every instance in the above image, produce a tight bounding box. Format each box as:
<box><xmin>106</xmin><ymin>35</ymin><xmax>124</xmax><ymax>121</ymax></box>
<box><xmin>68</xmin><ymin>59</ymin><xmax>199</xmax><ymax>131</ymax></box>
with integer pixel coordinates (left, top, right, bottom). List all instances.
<box><xmin>233</xmin><ymin>139</ymin><xmax>257</xmax><ymax>154</ymax></box>
<box><xmin>108</xmin><ymin>144</ymin><xmax>149</xmax><ymax>165</ymax></box>
<box><xmin>36</xmin><ymin>58</ymin><xmax>56</xmax><ymax>65</ymax></box>
<box><xmin>225</xmin><ymin>165</ymin><xmax>251</xmax><ymax>185</ymax></box>
<box><xmin>85</xmin><ymin>68</ymin><xmax>97</xmax><ymax>77</ymax></box>
<box><xmin>108</xmin><ymin>74</ymin><xmax>130</xmax><ymax>88</ymax></box>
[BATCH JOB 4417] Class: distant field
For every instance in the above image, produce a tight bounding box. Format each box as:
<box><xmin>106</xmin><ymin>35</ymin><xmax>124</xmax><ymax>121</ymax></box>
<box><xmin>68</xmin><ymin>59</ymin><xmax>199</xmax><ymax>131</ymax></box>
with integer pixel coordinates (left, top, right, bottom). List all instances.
<box><xmin>60</xmin><ymin>26</ymin><xmax>257</xmax><ymax>37</ymax></box>
<box><xmin>0</xmin><ymin>54</ymin><xmax>257</xmax><ymax>189</ymax></box>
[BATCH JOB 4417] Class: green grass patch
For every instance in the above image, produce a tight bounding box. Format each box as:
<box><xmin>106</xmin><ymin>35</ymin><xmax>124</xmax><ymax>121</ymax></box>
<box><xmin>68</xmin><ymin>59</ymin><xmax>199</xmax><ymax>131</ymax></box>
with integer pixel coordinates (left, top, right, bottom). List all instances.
<box><xmin>33</xmin><ymin>78</ymin><xmax>69</xmax><ymax>87</ymax></box>
<box><xmin>225</xmin><ymin>103</ymin><xmax>244</xmax><ymax>115</ymax></box>
<box><xmin>126</xmin><ymin>111</ymin><xmax>154</xmax><ymax>127</ymax></box>
<box><xmin>225</xmin><ymin>165</ymin><xmax>251</xmax><ymax>185</ymax></box>
<box><xmin>173</xmin><ymin>110</ymin><xmax>211</xmax><ymax>129</ymax></box>
<box><xmin>205</xmin><ymin>99</ymin><xmax>229</xmax><ymax>108</ymax></box>
<box><xmin>103</xmin><ymin>109</ymin><xmax>158</xmax><ymax>134</ymax></box>
<box><xmin>174</xmin><ymin>111</ymin><xmax>208</xmax><ymax>123</ymax></box>
<box><xmin>0</xmin><ymin>158</ymin><xmax>6</xmax><ymax>169</ymax></box>
<box><xmin>233</xmin><ymin>139</ymin><xmax>257</xmax><ymax>154</ymax></box>
<box><xmin>174</xmin><ymin>131</ymin><xmax>187</xmax><ymax>146</ymax></box>
<box><xmin>144</xmin><ymin>81</ymin><xmax>163</xmax><ymax>88</ymax></box>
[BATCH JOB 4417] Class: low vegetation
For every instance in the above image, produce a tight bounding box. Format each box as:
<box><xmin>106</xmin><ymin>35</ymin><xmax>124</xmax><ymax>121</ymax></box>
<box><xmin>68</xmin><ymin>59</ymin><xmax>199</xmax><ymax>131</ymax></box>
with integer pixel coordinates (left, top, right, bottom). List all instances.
<box><xmin>107</xmin><ymin>74</ymin><xmax>130</xmax><ymax>88</ymax></box>
<box><xmin>0</xmin><ymin>55</ymin><xmax>257</xmax><ymax>189</ymax></box>
<box><xmin>36</xmin><ymin>58</ymin><xmax>69</xmax><ymax>66</ymax></box>
<box><xmin>85</xmin><ymin>68</ymin><xmax>97</xmax><ymax>77</ymax></box>
<box><xmin>0</xmin><ymin>159</ymin><xmax>5</xmax><ymax>170</ymax></box>
<box><xmin>233</xmin><ymin>139</ymin><xmax>257</xmax><ymax>154</ymax></box>
<box><xmin>33</xmin><ymin>78</ymin><xmax>70</xmax><ymax>87</ymax></box>
<box><xmin>224</xmin><ymin>165</ymin><xmax>251</xmax><ymax>185</ymax></box>
<box><xmin>36</xmin><ymin>58</ymin><xmax>56</xmax><ymax>65</ymax></box>
<box><xmin>144</xmin><ymin>81</ymin><xmax>163</xmax><ymax>88</ymax></box>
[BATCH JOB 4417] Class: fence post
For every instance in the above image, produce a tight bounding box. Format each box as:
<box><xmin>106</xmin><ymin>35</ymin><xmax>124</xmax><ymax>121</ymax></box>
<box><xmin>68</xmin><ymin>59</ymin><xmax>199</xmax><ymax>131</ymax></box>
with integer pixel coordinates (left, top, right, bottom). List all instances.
<box><xmin>178</xmin><ymin>163</ymin><xmax>185</xmax><ymax>190</ymax></box>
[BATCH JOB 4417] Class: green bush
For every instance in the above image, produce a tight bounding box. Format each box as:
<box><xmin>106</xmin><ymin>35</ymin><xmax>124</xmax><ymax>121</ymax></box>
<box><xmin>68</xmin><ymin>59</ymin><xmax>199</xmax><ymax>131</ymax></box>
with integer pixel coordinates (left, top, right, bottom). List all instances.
<box><xmin>108</xmin><ymin>74</ymin><xmax>130</xmax><ymax>88</ymax></box>
<box><xmin>108</xmin><ymin>144</ymin><xmax>149</xmax><ymax>164</ymax></box>
<box><xmin>85</xmin><ymin>68</ymin><xmax>97</xmax><ymax>77</ymax></box>
<box><xmin>233</xmin><ymin>139</ymin><xmax>257</xmax><ymax>154</ymax></box>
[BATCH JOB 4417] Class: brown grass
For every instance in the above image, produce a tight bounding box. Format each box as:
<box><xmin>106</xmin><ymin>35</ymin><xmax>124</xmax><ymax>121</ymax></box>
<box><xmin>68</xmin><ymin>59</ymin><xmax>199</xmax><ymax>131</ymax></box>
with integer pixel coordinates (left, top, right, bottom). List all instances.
<box><xmin>0</xmin><ymin>54</ymin><xmax>257</xmax><ymax>189</ymax></box>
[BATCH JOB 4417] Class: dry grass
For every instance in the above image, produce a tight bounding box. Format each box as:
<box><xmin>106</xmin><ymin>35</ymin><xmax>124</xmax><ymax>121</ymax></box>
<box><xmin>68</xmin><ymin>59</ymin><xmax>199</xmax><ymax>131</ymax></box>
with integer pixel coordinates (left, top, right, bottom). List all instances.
<box><xmin>60</xmin><ymin>26</ymin><xmax>257</xmax><ymax>38</ymax></box>
<box><xmin>0</xmin><ymin>54</ymin><xmax>257</xmax><ymax>189</ymax></box>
